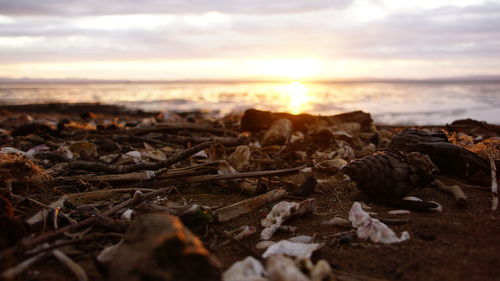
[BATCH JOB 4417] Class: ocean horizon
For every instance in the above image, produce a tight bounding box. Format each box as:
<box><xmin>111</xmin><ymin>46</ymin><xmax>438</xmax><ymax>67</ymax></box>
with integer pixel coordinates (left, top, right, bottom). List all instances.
<box><xmin>1</xmin><ymin>80</ymin><xmax>499</xmax><ymax>125</ymax></box>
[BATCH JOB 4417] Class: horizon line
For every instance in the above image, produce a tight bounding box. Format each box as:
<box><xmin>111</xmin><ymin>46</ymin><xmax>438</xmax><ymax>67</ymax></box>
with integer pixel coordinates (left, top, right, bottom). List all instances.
<box><xmin>1</xmin><ymin>75</ymin><xmax>500</xmax><ymax>84</ymax></box>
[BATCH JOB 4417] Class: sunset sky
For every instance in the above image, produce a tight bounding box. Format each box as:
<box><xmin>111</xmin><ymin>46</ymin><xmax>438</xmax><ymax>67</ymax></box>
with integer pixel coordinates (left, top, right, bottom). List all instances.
<box><xmin>1</xmin><ymin>0</ymin><xmax>500</xmax><ymax>80</ymax></box>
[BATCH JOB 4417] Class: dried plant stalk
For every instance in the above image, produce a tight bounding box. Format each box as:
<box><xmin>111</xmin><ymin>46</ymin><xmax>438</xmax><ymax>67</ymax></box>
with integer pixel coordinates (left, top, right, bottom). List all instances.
<box><xmin>215</xmin><ymin>189</ymin><xmax>287</xmax><ymax>222</ymax></box>
<box><xmin>491</xmin><ymin>156</ymin><xmax>498</xmax><ymax>211</ymax></box>
<box><xmin>433</xmin><ymin>179</ymin><xmax>467</xmax><ymax>207</ymax></box>
<box><xmin>52</xmin><ymin>249</ymin><xmax>88</xmax><ymax>281</ymax></box>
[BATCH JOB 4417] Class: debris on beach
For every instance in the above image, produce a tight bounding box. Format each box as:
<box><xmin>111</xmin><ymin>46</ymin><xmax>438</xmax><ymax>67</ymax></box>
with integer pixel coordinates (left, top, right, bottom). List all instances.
<box><xmin>0</xmin><ymin>104</ymin><xmax>498</xmax><ymax>281</ymax></box>
<box><xmin>349</xmin><ymin>202</ymin><xmax>410</xmax><ymax>244</ymax></box>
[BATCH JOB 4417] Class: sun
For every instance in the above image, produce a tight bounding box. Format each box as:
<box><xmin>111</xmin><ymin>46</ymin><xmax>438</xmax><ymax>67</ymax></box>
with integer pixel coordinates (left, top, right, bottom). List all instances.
<box><xmin>277</xmin><ymin>81</ymin><xmax>311</xmax><ymax>114</ymax></box>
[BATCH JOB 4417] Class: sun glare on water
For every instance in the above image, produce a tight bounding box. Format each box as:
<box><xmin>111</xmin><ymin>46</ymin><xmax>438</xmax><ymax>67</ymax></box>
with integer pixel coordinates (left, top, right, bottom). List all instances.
<box><xmin>278</xmin><ymin>82</ymin><xmax>311</xmax><ymax>114</ymax></box>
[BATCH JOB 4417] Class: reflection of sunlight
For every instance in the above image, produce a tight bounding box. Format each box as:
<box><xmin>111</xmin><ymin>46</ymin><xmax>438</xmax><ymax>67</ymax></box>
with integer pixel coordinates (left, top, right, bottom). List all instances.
<box><xmin>278</xmin><ymin>82</ymin><xmax>310</xmax><ymax>114</ymax></box>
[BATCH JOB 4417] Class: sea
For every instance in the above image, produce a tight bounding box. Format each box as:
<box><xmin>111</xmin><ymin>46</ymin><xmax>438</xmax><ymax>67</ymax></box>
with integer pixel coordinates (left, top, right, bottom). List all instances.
<box><xmin>0</xmin><ymin>81</ymin><xmax>499</xmax><ymax>125</ymax></box>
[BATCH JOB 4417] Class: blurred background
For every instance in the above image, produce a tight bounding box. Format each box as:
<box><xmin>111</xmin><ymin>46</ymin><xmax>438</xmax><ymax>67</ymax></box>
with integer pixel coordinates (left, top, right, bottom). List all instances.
<box><xmin>0</xmin><ymin>0</ymin><xmax>499</xmax><ymax>124</ymax></box>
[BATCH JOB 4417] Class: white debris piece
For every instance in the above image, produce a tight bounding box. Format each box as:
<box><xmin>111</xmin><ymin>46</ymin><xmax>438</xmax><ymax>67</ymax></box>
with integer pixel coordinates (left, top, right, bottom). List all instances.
<box><xmin>256</xmin><ymin>241</ymin><xmax>276</xmax><ymax>250</ymax></box>
<box><xmin>266</xmin><ymin>255</ymin><xmax>310</xmax><ymax>281</ymax></box>
<box><xmin>388</xmin><ymin>210</ymin><xmax>411</xmax><ymax>215</ymax></box>
<box><xmin>261</xmin><ymin>199</ymin><xmax>316</xmax><ymax>240</ymax></box>
<box><xmin>222</xmin><ymin>256</ymin><xmax>267</xmax><ymax>281</ymax></box>
<box><xmin>0</xmin><ymin>147</ymin><xmax>27</xmax><ymax>156</ymax></box>
<box><xmin>120</xmin><ymin>209</ymin><xmax>134</xmax><ymax>221</ymax></box>
<box><xmin>57</xmin><ymin>146</ymin><xmax>74</xmax><ymax>160</ymax></box>
<box><xmin>300</xmin><ymin>167</ymin><xmax>312</xmax><ymax>173</ymax></box>
<box><xmin>429</xmin><ymin>201</ymin><xmax>443</xmax><ymax>212</ymax></box>
<box><xmin>310</xmin><ymin>260</ymin><xmax>332</xmax><ymax>281</ymax></box>
<box><xmin>26</xmin><ymin>196</ymin><xmax>67</xmax><ymax>226</ymax></box>
<box><xmin>125</xmin><ymin>151</ymin><xmax>142</xmax><ymax>162</ymax></box>
<box><xmin>403</xmin><ymin>196</ymin><xmax>443</xmax><ymax>212</ymax></box>
<box><xmin>320</xmin><ymin>217</ymin><xmax>350</xmax><ymax>227</ymax></box>
<box><xmin>402</xmin><ymin>196</ymin><xmax>422</xmax><ymax>201</ymax></box>
<box><xmin>222</xmin><ymin>226</ymin><xmax>257</xmax><ymax>245</ymax></box>
<box><xmin>192</xmin><ymin>150</ymin><xmax>208</xmax><ymax>159</ymax></box>
<box><xmin>348</xmin><ymin>202</ymin><xmax>409</xmax><ymax>244</ymax></box>
<box><xmin>228</xmin><ymin>145</ymin><xmax>251</xmax><ymax>171</ymax></box>
<box><xmin>26</xmin><ymin>144</ymin><xmax>50</xmax><ymax>158</ymax></box>
<box><xmin>290</xmin><ymin>131</ymin><xmax>305</xmax><ymax>143</ymax></box>
<box><xmin>262</xmin><ymin>240</ymin><xmax>321</xmax><ymax>259</ymax></box>
<box><xmin>97</xmin><ymin>241</ymin><xmax>123</xmax><ymax>263</ymax></box>
<box><xmin>261</xmin><ymin>202</ymin><xmax>297</xmax><ymax>240</ymax></box>
<box><xmin>288</xmin><ymin>235</ymin><xmax>314</xmax><ymax>243</ymax></box>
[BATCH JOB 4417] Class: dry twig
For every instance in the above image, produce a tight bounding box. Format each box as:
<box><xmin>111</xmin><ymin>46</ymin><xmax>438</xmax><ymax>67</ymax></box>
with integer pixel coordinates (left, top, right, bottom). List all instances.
<box><xmin>69</xmin><ymin>141</ymin><xmax>214</xmax><ymax>173</ymax></box>
<box><xmin>0</xmin><ymin>187</ymin><xmax>174</xmax><ymax>262</ymax></box>
<box><xmin>215</xmin><ymin>189</ymin><xmax>288</xmax><ymax>222</ymax></box>
<box><xmin>433</xmin><ymin>179</ymin><xmax>467</xmax><ymax>207</ymax></box>
<box><xmin>52</xmin><ymin>249</ymin><xmax>88</xmax><ymax>281</ymax></box>
<box><xmin>491</xmin><ymin>156</ymin><xmax>498</xmax><ymax>211</ymax></box>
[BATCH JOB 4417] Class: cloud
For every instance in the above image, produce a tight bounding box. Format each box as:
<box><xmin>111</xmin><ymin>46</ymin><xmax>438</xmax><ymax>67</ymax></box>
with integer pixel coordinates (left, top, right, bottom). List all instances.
<box><xmin>0</xmin><ymin>0</ymin><xmax>352</xmax><ymax>15</ymax></box>
<box><xmin>0</xmin><ymin>0</ymin><xmax>499</xmax><ymax>78</ymax></box>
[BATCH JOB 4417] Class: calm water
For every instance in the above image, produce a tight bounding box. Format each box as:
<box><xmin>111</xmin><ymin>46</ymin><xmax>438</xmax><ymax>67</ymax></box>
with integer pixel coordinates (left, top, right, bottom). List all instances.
<box><xmin>0</xmin><ymin>81</ymin><xmax>499</xmax><ymax>125</ymax></box>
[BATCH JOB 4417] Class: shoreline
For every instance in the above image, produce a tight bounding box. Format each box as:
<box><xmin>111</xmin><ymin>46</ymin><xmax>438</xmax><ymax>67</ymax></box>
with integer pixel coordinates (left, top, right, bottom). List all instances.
<box><xmin>2</xmin><ymin>102</ymin><xmax>498</xmax><ymax>127</ymax></box>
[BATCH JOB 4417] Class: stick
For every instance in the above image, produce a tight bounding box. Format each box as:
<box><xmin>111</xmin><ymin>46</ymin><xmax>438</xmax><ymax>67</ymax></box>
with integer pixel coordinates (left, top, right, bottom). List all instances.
<box><xmin>154</xmin><ymin>134</ymin><xmax>247</xmax><ymax>146</ymax></box>
<box><xmin>59</xmin><ymin>170</ymin><xmax>156</xmax><ymax>183</ymax></box>
<box><xmin>138</xmin><ymin>166</ymin><xmax>304</xmax><ymax>189</ymax></box>
<box><xmin>435</xmin><ymin>175</ymin><xmax>490</xmax><ymax>191</ymax></box>
<box><xmin>25</xmin><ymin>233</ymin><xmax>124</xmax><ymax>259</ymax></box>
<box><xmin>1</xmin><ymin>250</ymin><xmax>47</xmax><ymax>280</ymax></box>
<box><xmin>433</xmin><ymin>179</ymin><xmax>467</xmax><ymax>207</ymax></box>
<box><xmin>330</xmin><ymin>269</ymin><xmax>388</xmax><ymax>281</ymax></box>
<box><xmin>214</xmin><ymin>189</ymin><xmax>288</xmax><ymax>222</ymax></box>
<box><xmin>69</xmin><ymin>141</ymin><xmax>214</xmax><ymax>173</ymax></box>
<box><xmin>26</xmin><ymin>196</ymin><xmax>67</xmax><ymax>226</ymax></box>
<box><xmin>65</xmin><ymin>188</ymin><xmax>156</xmax><ymax>206</ymax></box>
<box><xmin>491</xmin><ymin>156</ymin><xmax>498</xmax><ymax>211</ymax></box>
<box><xmin>183</xmin><ymin>166</ymin><xmax>304</xmax><ymax>183</ymax></box>
<box><xmin>52</xmin><ymin>249</ymin><xmax>88</xmax><ymax>281</ymax></box>
<box><xmin>0</xmin><ymin>187</ymin><xmax>173</xmax><ymax>261</ymax></box>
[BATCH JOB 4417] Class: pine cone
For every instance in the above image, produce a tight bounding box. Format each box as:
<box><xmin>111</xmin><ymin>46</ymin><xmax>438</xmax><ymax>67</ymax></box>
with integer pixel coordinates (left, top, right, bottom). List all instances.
<box><xmin>342</xmin><ymin>151</ymin><xmax>433</xmax><ymax>199</ymax></box>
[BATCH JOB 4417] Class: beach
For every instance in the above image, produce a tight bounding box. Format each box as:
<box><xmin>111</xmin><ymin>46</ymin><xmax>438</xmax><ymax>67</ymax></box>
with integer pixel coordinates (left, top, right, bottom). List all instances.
<box><xmin>0</xmin><ymin>103</ymin><xmax>499</xmax><ymax>281</ymax></box>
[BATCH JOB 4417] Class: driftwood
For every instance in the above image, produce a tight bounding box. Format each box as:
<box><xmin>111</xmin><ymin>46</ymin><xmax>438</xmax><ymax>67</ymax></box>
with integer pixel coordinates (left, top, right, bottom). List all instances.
<box><xmin>69</xmin><ymin>141</ymin><xmax>214</xmax><ymax>173</ymax></box>
<box><xmin>109</xmin><ymin>213</ymin><xmax>221</xmax><ymax>281</ymax></box>
<box><xmin>240</xmin><ymin>108</ymin><xmax>373</xmax><ymax>132</ymax></box>
<box><xmin>214</xmin><ymin>189</ymin><xmax>288</xmax><ymax>222</ymax></box>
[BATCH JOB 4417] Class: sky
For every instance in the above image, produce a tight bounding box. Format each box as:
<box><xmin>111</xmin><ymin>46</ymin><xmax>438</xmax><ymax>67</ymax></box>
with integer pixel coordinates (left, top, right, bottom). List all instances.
<box><xmin>0</xmin><ymin>0</ymin><xmax>500</xmax><ymax>80</ymax></box>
